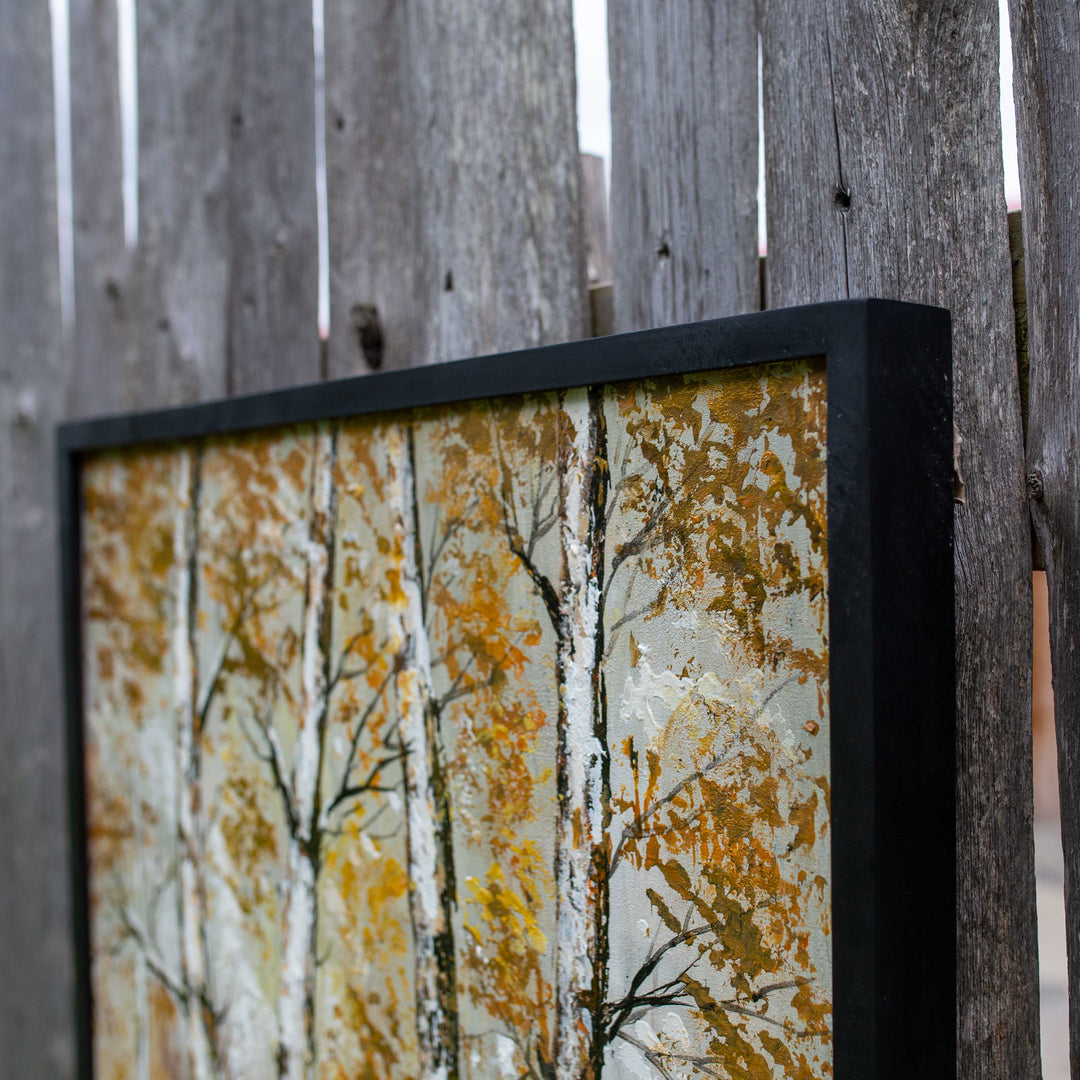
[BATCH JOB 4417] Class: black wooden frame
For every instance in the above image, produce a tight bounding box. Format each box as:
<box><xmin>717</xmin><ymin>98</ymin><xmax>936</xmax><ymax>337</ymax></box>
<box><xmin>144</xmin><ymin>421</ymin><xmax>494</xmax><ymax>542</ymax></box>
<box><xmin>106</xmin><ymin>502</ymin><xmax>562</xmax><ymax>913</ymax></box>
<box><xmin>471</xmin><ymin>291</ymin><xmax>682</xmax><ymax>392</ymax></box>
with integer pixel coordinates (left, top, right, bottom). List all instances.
<box><xmin>59</xmin><ymin>298</ymin><xmax>955</xmax><ymax>1079</ymax></box>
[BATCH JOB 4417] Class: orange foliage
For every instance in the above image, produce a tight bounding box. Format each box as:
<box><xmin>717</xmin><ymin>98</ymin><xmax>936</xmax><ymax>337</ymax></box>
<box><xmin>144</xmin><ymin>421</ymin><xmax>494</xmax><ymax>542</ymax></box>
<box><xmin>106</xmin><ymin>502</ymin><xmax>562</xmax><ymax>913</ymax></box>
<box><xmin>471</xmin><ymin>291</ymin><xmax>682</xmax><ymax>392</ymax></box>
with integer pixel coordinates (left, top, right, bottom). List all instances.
<box><xmin>603</xmin><ymin>364</ymin><xmax>832</xmax><ymax>1078</ymax></box>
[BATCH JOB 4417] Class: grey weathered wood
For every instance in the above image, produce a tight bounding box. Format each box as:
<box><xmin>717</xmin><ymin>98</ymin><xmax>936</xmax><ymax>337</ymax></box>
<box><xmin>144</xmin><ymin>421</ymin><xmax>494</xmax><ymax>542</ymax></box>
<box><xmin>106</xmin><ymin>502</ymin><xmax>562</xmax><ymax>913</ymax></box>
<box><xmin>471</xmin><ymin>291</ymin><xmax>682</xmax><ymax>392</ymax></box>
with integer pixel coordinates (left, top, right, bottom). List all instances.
<box><xmin>408</xmin><ymin>0</ymin><xmax>588</xmax><ymax>361</ymax></box>
<box><xmin>581</xmin><ymin>152</ymin><xmax>612</xmax><ymax>286</ymax></box>
<box><xmin>325</xmin><ymin>0</ymin><xmax>588</xmax><ymax>377</ymax></box>
<box><xmin>607</xmin><ymin>0</ymin><xmax>758</xmax><ymax>330</ymax></box>
<box><xmin>761</xmin><ymin>2</ymin><xmax>1039</xmax><ymax>1074</ymax></box>
<box><xmin>325</xmin><ymin>0</ymin><xmax>426</xmax><ymax>375</ymax></box>
<box><xmin>228</xmin><ymin>0</ymin><xmax>320</xmax><ymax>392</ymax></box>
<box><xmin>0</xmin><ymin>0</ymin><xmax>74</xmax><ymax>1076</ymax></box>
<box><xmin>1008</xmin><ymin>2</ymin><xmax>1080</xmax><ymax>1073</ymax></box>
<box><xmin>69</xmin><ymin>0</ymin><xmax>136</xmax><ymax>418</ymax></box>
<box><xmin>136</xmin><ymin>0</ymin><xmax>231</xmax><ymax>405</ymax></box>
<box><xmin>137</xmin><ymin>0</ymin><xmax>319</xmax><ymax>402</ymax></box>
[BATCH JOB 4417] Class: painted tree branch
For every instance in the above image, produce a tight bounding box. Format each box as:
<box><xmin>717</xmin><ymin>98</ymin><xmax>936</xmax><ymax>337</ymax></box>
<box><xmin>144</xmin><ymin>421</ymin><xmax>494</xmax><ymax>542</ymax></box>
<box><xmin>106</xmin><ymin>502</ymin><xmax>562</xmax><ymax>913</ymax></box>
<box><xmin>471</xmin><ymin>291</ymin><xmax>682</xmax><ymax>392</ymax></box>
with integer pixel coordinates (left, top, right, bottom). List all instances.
<box><xmin>243</xmin><ymin>708</ymin><xmax>300</xmax><ymax>839</ymax></box>
<box><xmin>117</xmin><ymin>905</ymin><xmax>190</xmax><ymax>1006</ymax></box>
<box><xmin>318</xmin><ymin>671</ymin><xmax>398</xmax><ymax>827</ymax></box>
<box><xmin>604</xmin><ymin>922</ymin><xmax>722</xmax><ymax>1041</ymax></box>
<box><xmin>500</xmin><ymin>496</ymin><xmax>561</xmax><ymax>630</ymax></box>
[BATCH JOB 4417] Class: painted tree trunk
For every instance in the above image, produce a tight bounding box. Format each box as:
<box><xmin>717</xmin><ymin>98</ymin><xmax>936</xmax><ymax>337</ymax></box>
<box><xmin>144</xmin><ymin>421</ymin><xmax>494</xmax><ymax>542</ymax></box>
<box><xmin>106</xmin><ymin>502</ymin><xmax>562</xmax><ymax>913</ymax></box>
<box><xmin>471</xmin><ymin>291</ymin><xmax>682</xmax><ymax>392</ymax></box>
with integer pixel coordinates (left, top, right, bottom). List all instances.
<box><xmin>173</xmin><ymin>446</ymin><xmax>214</xmax><ymax>1080</ymax></box>
<box><xmin>277</xmin><ymin>427</ymin><xmax>338</xmax><ymax>1080</ymax></box>
<box><xmin>276</xmin><ymin>850</ymin><xmax>318</xmax><ymax>1080</ymax></box>
<box><xmin>553</xmin><ymin>388</ymin><xmax>610</xmax><ymax>1080</ymax></box>
<box><xmin>389</xmin><ymin>424</ymin><xmax>459</xmax><ymax>1080</ymax></box>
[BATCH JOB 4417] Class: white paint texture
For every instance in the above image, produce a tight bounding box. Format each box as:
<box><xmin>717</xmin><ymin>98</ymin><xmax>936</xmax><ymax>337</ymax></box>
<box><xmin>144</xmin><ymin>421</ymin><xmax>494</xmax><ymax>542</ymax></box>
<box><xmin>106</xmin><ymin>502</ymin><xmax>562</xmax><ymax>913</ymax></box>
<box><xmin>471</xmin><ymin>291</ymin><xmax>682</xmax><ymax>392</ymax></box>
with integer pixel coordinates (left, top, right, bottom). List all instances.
<box><xmin>277</xmin><ymin>851</ymin><xmax>317</xmax><ymax>1080</ymax></box>
<box><xmin>388</xmin><ymin>425</ymin><xmax>447</xmax><ymax>1080</ymax></box>
<box><xmin>554</xmin><ymin>390</ymin><xmax>605</xmax><ymax>1080</ymax></box>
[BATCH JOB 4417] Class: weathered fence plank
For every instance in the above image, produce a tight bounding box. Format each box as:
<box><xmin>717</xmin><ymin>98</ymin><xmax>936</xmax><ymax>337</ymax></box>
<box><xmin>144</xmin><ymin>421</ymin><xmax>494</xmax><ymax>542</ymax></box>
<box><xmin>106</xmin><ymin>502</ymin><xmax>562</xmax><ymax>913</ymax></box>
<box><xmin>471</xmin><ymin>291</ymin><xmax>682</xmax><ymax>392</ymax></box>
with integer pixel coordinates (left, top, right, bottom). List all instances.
<box><xmin>760</xmin><ymin>2</ymin><xmax>1038</xmax><ymax>1074</ymax></box>
<box><xmin>408</xmin><ymin>1</ymin><xmax>588</xmax><ymax>360</ymax></box>
<box><xmin>228</xmin><ymin>1</ymin><xmax>320</xmax><ymax>392</ymax></box>
<box><xmin>136</xmin><ymin>0</ymin><xmax>231</xmax><ymax>405</ymax></box>
<box><xmin>325</xmin><ymin>0</ymin><xmax>587</xmax><ymax>377</ymax></box>
<box><xmin>608</xmin><ymin>0</ymin><xmax>758</xmax><ymax>329</ymax></box>
<box><xmin>69</xmin><ymin>0</ymin><xmax>135</xmax><ymax>417</ymax></box>
<box><xmin>1008</xmin><ymin>1</ymin><xmax>1080</xmax><ymax>1072</ymax></box>
<box><xmin>137</xmin><ymin>0</ymin><xmax>319</xmax><ymax>402</ymax></box>
<box><xmin>0</xmin><ymin>2</ymin><xmax>73</xmax><ymax>1077</ymax></box>
<box><xmin>324</xmin><ymin>0</ymin><xmax>425</xmax><ymax>375</ymax></box>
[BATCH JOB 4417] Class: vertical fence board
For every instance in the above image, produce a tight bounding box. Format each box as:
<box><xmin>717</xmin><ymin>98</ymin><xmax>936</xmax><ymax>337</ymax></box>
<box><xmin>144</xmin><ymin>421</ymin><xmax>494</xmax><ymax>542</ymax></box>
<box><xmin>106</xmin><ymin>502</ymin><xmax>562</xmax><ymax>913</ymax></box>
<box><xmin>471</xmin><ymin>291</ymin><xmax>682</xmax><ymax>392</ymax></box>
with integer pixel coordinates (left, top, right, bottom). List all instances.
<box><xmin>408</xmin><ymin>0</ymin><xmax>588</xmax><ymax>360</ymax></box>
<box><xmin>69</xmin><ymin>0</ymin><xmax>136</xmax><ymax>417</ymax></box>
<box><xmin>761</xmin><ymin>2</ymin><xmax>1038</xmax><ymax>1074</ymax></box>
<box><xmin>1009</xmin><ymin>1</ymin><xmax>1080</xmax><ymax>1071</ymax></box>
<box><xmin>137</xmin><ymin>0</ymin><xmax>319</xmax><ymax>402</ymax></box>
<box><xmin>324</xmin><ymin>0</ymin><xmax>426</xmax><ymax>376</ymax></box>
<box><xmin>325</xmin><ymin>0</ymin><xmax>587</xmax><ymax>377</ymax></box>
<box><xmin>136</xmin><ymin>0</ymin><xmax>231</xmax><ymax>405</ymax></box>
<box><xmin>228</xmin><ymin>0</ymin><xmax>319</xmax><ymax>392</ymax></box>
<box><xmin>607</xmin><ymin>0</ymin><xmax>758</xmax><ymax>330</ymax></box>
<box><xmin>0</xmin><ymin>1</ymin><xmax>73</xmax><ymax>1077</ymax></box>
<box><xmin>324</xmin><ymin>0</ymin><xmax>587</xmax><ymax>378</ymax></box>
<box><xmin>757</xmin><ymin>15</ymin><xmax>846</xmax><ymax>307</ymax></box>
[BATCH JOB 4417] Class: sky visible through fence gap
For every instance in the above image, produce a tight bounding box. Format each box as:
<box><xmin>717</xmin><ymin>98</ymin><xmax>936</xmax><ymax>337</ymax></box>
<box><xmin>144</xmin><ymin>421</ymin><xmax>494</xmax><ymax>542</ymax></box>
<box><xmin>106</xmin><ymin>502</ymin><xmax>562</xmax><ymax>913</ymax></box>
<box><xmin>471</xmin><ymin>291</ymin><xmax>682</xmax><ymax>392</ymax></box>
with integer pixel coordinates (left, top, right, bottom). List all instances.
<box><xmin>48</xmin><ymin>0</ymin><xmax>73</xmax><ymax>331</ymax></box>
<box><xmin>118</xmin><ymin>0</ymin><xmax>136</xmax><ymax>248</ymax></box>
<box><xmin>313</xmin><ymin>0</ymin><xmax>329</xmax><ymax>338</ymax></box>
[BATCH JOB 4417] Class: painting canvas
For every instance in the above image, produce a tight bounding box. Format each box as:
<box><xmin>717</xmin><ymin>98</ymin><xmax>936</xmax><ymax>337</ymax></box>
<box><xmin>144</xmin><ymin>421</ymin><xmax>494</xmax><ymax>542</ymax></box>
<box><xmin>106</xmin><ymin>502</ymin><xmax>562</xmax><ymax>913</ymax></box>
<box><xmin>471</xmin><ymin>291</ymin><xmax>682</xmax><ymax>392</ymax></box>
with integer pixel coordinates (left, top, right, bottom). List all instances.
<box><xmin>63</xmin><ymin>302</ymin><xmax>955</xmax><ymax>1080</ymax></box>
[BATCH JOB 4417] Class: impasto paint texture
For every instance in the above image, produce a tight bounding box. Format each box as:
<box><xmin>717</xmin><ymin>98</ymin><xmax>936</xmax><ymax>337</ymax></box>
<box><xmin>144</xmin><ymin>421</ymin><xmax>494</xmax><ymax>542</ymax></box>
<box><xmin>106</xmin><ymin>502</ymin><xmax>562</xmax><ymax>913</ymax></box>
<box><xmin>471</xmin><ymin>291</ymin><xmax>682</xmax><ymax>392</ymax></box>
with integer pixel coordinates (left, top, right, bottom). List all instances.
<box><xmin>81</xmin><ymin>361</ymin><xmax>830</xmax><ymax>1080</ymax></box>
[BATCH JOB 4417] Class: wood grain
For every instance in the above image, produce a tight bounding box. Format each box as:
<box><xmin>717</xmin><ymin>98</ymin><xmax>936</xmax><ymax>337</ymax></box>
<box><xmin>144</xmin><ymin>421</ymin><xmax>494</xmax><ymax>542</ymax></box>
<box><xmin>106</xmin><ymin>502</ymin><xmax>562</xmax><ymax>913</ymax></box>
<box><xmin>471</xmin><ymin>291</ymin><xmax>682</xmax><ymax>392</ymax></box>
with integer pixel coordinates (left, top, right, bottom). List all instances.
<box><xmin>408</xmin><ymin>0</ymin><xmax>589</xmax><ymax>360</ymax></box>
<box><xmin>324</xmin><ymin>0</ymin><xmax>426</xmax><ymax>375</ymax></box>
<box><xmin>1008</xmin><ymin>1</ymin><xmax>1080</xmax><ymax>1072</ymax></box>
<box><xmin>69</xmin><ymin>0</ymin><xmax>136</xmax><ymax>417</ymax></box>
<box><xmin>760</xmin><ymin>2</ymin><xmax>1039</xmax><ymax>1073</ymax></box>
<box><xmin>607</xmin><ymin>0</ymin><xmax>759</xmax><ymax>329</ymax></box>
<box><xmin>136</xmin><ymin>0</ymin><xmax>231</xmax><ymax>405</ymax></box>
<box><xmin>137</xmin><ymin>0</ymin><xmax>318</xmax><ymax>401</ymax></box>
<box><xmin>324</xmin><ymin>0</ymin><xmax>587</xmax><ymax>377</ymax></box>
<box><xmin>0</xmin><ymin>0</ymin><xmax>74</xmax><ymax>1075</ymax></box>
<box><xmin>227</xmin><ymin>0</ymin><xmax>320</xmax><ymax>392</ymax></box>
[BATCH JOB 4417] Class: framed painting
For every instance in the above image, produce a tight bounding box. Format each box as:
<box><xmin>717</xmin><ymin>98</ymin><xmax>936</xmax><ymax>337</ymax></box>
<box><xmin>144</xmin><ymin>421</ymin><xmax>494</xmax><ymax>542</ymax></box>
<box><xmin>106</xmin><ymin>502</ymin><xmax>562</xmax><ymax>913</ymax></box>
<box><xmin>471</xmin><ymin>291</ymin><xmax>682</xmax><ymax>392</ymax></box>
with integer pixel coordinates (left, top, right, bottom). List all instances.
<box><xmin>60</xmin><ymin>299</ymin><xmax>954</xmax><ymax>1080</ymax></box>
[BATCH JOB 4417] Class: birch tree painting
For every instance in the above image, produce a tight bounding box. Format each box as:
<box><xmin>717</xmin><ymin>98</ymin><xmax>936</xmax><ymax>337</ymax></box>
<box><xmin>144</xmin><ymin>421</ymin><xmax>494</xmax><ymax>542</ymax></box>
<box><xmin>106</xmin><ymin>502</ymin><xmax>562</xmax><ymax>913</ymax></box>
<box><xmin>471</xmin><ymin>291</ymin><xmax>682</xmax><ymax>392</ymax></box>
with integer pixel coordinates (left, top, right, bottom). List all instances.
<box><xmin>81</xmin><ymin>359</ymin><xmax>831</xmax><ymax>1080</ymax></box>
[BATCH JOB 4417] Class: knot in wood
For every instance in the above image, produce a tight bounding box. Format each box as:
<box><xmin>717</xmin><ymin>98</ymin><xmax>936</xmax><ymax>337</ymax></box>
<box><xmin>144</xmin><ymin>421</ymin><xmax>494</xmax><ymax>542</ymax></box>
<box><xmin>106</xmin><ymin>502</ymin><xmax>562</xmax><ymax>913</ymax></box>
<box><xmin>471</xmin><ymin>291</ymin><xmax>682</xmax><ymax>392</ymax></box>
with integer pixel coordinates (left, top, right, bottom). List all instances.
<box><xmin>351</xmin><ymin>303</ymin><xmax>384</xmax><ymax>370</ymax></box>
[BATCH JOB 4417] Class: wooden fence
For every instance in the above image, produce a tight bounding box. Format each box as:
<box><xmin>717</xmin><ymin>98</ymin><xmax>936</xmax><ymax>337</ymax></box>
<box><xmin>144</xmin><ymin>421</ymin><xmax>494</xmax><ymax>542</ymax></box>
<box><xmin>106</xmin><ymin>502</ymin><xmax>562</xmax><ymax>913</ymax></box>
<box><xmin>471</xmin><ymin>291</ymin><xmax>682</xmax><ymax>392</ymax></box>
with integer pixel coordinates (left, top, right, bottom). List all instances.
<box><xmin>0</xmin><ymin>0</ymin><xmax>1075</xmax><ymax>1076</ymax></box>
